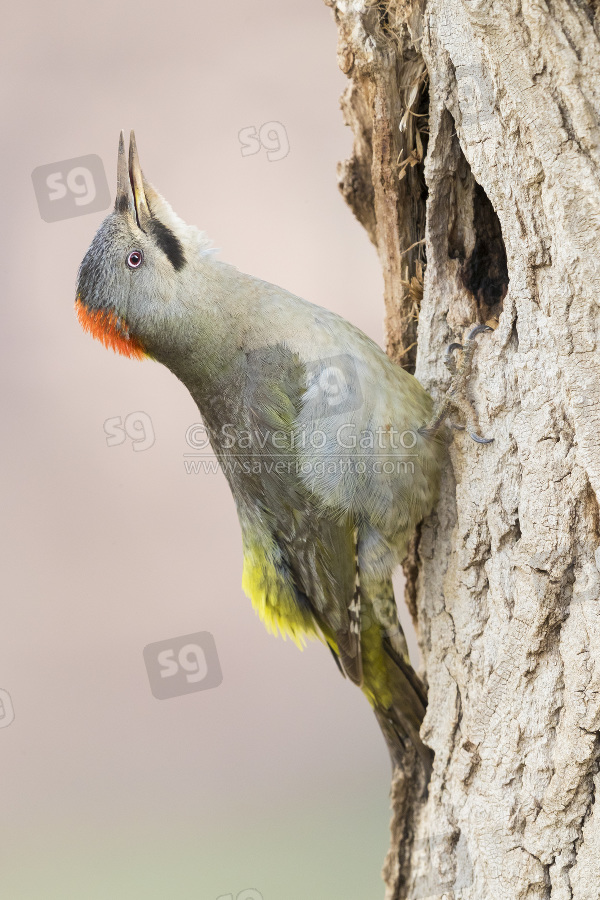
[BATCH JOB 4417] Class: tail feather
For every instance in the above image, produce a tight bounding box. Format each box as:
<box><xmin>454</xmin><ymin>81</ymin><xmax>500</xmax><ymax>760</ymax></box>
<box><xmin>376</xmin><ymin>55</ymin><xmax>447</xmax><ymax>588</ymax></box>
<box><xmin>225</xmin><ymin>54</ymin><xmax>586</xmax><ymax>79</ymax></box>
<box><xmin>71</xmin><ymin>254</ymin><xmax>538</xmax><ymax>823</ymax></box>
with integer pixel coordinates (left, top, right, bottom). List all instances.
<box><xmin>373</xmin><ymin>640</ymin><xmax>432</xmax><ymax>778</ymax></box>
<box><xmin>360</xmin><ymin>579</ymin><xmax>432</xmax><ymax>778</ymax></box>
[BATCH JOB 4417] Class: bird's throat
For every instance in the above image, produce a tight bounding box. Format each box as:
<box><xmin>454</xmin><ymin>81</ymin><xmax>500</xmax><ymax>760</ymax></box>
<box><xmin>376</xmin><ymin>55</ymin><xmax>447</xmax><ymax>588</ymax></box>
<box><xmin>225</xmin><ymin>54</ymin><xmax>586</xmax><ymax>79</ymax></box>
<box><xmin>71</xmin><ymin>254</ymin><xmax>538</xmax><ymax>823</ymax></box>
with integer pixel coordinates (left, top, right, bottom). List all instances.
<box><xmin>75</xmin><ymin>297</ymin><xmax>146</xmax><ymax>360</ymax></box>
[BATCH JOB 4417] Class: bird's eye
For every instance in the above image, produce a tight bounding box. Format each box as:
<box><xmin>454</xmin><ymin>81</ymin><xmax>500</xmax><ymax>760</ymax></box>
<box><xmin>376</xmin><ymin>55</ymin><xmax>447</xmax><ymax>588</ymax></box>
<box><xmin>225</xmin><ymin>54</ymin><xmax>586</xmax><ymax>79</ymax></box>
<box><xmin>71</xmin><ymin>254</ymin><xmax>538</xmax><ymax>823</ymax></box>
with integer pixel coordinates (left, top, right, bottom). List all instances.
<box><xmin>126</xmin><ymin>250</ymin><xmax>143</xmax><ymax>269</ymax></box>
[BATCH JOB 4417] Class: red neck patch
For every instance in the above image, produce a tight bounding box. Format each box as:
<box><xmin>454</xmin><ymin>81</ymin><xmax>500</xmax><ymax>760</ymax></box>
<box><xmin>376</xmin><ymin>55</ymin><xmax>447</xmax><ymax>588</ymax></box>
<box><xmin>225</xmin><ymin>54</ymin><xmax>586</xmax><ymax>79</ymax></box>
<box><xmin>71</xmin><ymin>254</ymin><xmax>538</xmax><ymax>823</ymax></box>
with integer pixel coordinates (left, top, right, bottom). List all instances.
<box><xmin>75</xmin><ymin>297</ymin><xmax>146</xmax><ymax>360</ymax></box>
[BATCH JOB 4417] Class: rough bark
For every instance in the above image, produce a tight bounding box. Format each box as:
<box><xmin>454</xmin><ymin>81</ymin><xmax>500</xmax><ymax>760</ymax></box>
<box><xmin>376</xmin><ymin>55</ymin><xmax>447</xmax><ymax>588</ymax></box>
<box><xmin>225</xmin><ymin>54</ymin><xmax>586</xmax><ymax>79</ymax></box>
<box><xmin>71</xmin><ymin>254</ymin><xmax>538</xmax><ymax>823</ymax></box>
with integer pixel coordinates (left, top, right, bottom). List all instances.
<box><xmin>325</xmin><ymin>0</ymin><xmax>600</xmax><ymax>897</ymax></box>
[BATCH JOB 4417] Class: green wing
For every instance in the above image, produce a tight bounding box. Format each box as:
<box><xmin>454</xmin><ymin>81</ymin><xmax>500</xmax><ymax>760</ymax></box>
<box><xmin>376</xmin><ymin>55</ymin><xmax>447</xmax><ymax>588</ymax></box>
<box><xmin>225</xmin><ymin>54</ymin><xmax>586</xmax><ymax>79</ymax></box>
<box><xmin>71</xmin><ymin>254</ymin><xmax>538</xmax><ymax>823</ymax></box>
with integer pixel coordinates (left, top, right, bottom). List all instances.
<box><xmin>218</xmin><ymin>344</ymin><xmax>363</xmax><ymax>682</ymax></box>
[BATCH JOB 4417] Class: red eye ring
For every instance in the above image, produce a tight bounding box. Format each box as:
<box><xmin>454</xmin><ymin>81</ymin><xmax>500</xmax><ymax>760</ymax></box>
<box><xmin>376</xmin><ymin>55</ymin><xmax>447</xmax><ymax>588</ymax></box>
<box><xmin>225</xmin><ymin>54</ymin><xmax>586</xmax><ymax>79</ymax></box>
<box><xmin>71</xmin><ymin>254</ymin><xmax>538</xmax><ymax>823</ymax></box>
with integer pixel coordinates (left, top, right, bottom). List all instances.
<box><xmin>127</xmin><ymin>249</ymin><xmax>143</xmax><ymax>269</ymax></box>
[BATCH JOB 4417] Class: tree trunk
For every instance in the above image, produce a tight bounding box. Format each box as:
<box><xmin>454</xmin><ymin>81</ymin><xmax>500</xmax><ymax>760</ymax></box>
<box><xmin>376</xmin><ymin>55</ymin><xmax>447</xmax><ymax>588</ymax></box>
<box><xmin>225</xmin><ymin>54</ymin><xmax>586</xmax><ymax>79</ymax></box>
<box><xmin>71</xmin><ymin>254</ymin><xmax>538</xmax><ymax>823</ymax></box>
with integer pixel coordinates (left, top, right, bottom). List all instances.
<box><xmin>324</xmin><ymin>0</ymin><xmax>600</xmax><ymax>897</ymax></box>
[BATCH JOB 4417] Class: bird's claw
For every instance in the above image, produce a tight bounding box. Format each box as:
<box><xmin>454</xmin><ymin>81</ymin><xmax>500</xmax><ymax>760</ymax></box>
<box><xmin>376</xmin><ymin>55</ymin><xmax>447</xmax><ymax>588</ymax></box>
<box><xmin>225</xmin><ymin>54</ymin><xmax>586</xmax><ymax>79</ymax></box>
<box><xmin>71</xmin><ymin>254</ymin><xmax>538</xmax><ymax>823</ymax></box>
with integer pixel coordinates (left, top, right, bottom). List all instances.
<box><xmin>467</xmin><ymin>324</ymin><xmax>493</xmax><ymax>340</ymax></box>
<box><xmin>444</xmin><ymin>342</ymin><xmax>463</xmax><ymax>375</ymax></box>
<box><xmin>469</xmin><ymin>432</ymin><xmax>494</xmax><ymax>444</ymax></box>
<box><xmin>423</xmin><ymin>323</ymin><xmax>494</xmax><ymax>443</ymax></box>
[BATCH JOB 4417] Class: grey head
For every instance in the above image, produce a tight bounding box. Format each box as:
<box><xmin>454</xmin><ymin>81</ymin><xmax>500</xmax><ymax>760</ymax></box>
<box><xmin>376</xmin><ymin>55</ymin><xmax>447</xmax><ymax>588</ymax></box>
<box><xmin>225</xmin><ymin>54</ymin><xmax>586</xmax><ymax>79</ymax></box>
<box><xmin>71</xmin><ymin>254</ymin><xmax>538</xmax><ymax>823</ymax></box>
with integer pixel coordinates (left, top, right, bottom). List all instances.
<box><xmin>75</xmin><ymin>131</ymin><xmax>202</xmax><ymax>360</ymax></box>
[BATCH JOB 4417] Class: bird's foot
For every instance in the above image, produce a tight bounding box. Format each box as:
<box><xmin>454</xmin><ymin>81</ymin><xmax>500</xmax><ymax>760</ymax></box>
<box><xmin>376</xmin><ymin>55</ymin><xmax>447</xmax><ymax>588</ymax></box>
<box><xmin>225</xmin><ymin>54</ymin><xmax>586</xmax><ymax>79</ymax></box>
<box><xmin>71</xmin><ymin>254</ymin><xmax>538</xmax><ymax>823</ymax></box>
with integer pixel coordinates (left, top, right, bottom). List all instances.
<box><xmin>420</xmin><ymin>324</ymin><xmax>494</xmax><ymax>444</ymax></box>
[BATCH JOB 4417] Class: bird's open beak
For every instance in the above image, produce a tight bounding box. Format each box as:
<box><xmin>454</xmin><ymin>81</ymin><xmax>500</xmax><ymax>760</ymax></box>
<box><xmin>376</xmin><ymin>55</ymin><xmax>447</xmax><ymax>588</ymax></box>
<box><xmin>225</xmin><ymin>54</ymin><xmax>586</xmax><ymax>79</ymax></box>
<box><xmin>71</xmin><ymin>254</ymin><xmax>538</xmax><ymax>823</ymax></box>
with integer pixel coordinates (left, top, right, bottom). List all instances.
<box><xmin>115</xmin><ymin>130</ymin><xmax>151</xmax><ymax>231</ymax></box>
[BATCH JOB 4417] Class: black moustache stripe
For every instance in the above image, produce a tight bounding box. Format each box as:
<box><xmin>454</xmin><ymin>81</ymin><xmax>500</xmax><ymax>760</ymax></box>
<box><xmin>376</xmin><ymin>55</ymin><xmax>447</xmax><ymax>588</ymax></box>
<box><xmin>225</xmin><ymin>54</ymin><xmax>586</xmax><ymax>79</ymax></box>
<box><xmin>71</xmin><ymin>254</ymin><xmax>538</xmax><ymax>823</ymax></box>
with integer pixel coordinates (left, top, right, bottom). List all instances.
<box><xmin>148</xmin><ymin>217</ymin><xmax>186</xmax><ymax>271</ymax></box>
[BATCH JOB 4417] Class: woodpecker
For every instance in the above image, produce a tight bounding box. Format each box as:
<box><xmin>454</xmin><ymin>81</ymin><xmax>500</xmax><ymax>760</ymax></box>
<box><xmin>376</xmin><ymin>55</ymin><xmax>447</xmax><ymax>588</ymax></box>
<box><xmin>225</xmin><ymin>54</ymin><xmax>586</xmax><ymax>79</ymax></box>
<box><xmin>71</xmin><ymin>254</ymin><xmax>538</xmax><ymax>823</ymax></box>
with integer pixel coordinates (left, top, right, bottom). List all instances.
<box><xmin>76</xmin><ymin>132</ymin><xmax>491</xmax><ymax>774</ymax></box>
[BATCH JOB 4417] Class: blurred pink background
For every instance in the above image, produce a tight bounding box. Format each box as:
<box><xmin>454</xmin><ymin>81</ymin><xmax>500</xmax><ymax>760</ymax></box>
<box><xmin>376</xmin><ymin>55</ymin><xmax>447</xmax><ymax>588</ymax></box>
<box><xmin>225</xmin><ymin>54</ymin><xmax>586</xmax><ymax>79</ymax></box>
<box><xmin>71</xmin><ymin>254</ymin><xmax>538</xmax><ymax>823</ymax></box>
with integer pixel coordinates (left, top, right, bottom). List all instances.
<box><xmin>1</xmin><ymin>1</ymin><xmax>418</xmax><ymax>897</ymax></box>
